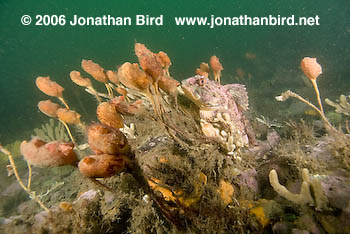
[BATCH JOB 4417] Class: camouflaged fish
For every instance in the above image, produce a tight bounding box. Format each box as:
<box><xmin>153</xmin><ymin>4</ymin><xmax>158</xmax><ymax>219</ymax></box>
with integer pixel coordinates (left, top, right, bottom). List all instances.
<box><xmin>181</xmin><ymin>75</ymin><xmax>255</xmax><ymax>154</ymax></box>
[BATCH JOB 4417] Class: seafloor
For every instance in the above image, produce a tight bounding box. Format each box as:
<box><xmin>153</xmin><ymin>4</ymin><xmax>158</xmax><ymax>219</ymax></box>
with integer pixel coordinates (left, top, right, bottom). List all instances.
<box><xmin>1</xmin><ymin>46</ymin><xmax>350</xmax><ymax>234</ymax></box>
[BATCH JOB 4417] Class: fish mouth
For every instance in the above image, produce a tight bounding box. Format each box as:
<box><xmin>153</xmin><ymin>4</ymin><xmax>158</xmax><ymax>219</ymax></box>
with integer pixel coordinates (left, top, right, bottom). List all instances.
<box><xmin>181</xmin><ymin>85</ymin><xmax>219</xmax><ymax>110</ymax></box>
<box><xmin>199</xmin><ymin>103</ymin><xmax>220</xmax><ymax>111</ymax></box>
<box><xmin>203</xmin><ymin>103</ymin><xmax>220</xmax><ymax>108</ymax></box>
<box><xmin>181</xmin><ymin>85</ymin><xmax>201</xmax><ymax>102</ymax></box>
<box><xmin>181</xmin><ymin>84</ymin><xmax>209</xmax><ymax>109</ymax></box>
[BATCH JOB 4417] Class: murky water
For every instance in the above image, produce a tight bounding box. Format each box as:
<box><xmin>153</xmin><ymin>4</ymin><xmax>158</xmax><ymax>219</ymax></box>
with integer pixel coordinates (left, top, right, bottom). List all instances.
<box><xmin>0</xmin><ymin>1</ymin><xmax>350</xmax><ymax>231</ymax></box>
<box><xmin>0</xmin><ymin>0</ymin><xmax>349</xmax><ymax>143</ymax></box>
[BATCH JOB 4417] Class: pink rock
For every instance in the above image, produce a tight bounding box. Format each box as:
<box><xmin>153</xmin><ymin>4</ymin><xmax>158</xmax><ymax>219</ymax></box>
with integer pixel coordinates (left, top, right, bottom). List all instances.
<box><xmin>20</xmin><ymin>137</ymin><xmax>78</xmax><ymax>167</ymax></box>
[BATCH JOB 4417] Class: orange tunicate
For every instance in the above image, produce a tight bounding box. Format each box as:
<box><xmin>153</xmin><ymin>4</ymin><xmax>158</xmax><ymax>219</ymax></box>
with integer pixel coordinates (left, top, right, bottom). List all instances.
<box><xmin>199</xmin><ymin>62</ymin><xmax>210</xmax><ymax>73</ymax></box>
<box><xmin>301</xmin><ymin>57</ymin><xmax>324</xmax><ymax>114</ymax></box>
<box><xmin>87</xmin><ymin>123</ymin><xmax>129</xmax><ymax>155</ymax></box>
<box><xmin>111</xmin><ymin>96</ymin><xmax>143</xmax><ymax>115</ymax></box>
<box><xmin>209</xmin><ymin>56</ymin><xmax>224</xmax><ymax>83</ymax></box>
<box><xmin>134</xmin><ymin>43</ymin><xmax>163</xmax><ymax>81</ymax></box>
<box><xmin>116</xmin><ymin>86</ymin><xmax>128</xmax><ymax>96</ymax></box>
<box><xmin>78</xmin><ymin>154</ymin><xmax>127</xmax><ymax>178</ymax></box>
<box><xmin>36</xmin><ymin>76</ymin><xmax>64</xmax><ymax>97</ymax></box>
<box><xmin>38</xmin><ymin>99</ymin><xmax>61</xmax><ymax>118</ymax></box>
<box><xmin>59</xmin><ymin>202</ymin><xmax>73</xmax><ymax>212</ymax></box>
<box><xmin>106</xmin><ymin>70</ymin><xmax>119</xmax><ymax>85</ymax></box>
<box><xmin>216</xmin><ymin>180</ymin><xmax>234</xmax><ymax>205</ymax></box>
<box><xmin>69</xmin><ymin>71</ymin><xmax>92</xmax><ymax>88</ymax></box>
<box><xmin>158</xmin><ymin>51</ymin><xmax>171</xmax><ymax>68</ymax></box>
<box><xmin>195</xmin><ymin>68</ymin><xmax>209</xmax><ymax>78</ymax></box>
<box><xmin>196</xmin><ymin>62</ymin><xmax>210</xmax><ymax>78</ymax></box>
<box><xmin>56</xmin><ymin>108</ymin><xmax>81</xmax><ymax>125</ymax></box>
<box><xmin>300</xmin><ymin>57</ymin><xmax>322</xmax><ymax>81</ymax></box>
<box><xmin>117</xmin><ymin>62</ymin><xmax>152</xmax><ymax>92</ymax></box>
<box><xmin>20</xmin><ymin>137</ymin><xmax>78</xmax><ymax>167</ymax></box>
<box><xmin>158</xmin><ymin>75</ymin><xmax>180</xmax><ymax>96</ymax></box>
<box><xmin>158</xmin><ymin>51</ymin><xmax>171</xmax><ymax>76</ymax></box>
<box><xmin>96</xmin><ymin>102</ymin><xmax>124</xmax><ymax>129</ymax></box>
<box><xmin>81</xmin><ymin>59</ymin><xmax>108</xmax><ymax>83</ymax></box>
<box><xmin>245</xmin><ymin>52</ymin><xmax>257</xmax><ymax>60</ymax></box>
<box><xmin>236</xmin><ymin>67</ymin><xmax>245</xmax><ymax>79</ymax></box>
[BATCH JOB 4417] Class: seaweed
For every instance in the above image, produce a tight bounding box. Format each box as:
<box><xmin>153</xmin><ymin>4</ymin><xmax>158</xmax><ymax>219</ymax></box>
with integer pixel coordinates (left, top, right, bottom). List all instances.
<box><xmin>33</xmin><ymin>119</ymin><xmax>69</xmax><ymax>142</ymax></box>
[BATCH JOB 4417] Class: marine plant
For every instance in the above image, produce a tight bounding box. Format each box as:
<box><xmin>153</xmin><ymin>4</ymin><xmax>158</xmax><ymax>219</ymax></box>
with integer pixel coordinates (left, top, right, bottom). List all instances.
<box><xmin>33</xmin><ymin>119</ymin><xmax>69</xmax><ymax>142</ymax></box>
<box><xmin>326</xmin><ymin>94</ymin><xmax>350</xmax><ymax>117</ymax></box>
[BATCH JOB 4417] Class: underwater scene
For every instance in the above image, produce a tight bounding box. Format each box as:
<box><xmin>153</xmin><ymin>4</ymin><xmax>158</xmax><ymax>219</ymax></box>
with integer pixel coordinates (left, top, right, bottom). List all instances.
<box><xmin>1</xmin><ymin>0</ymin><xmax>350</xmax><ymax>233</ymax></box>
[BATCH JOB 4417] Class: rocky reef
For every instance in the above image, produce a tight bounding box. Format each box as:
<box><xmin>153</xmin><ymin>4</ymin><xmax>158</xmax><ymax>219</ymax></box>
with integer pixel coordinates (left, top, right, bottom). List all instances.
<box><xmin>1</xmin><ymin>45</ymin><xmax>350</xmax><ymax>234</ymax></box>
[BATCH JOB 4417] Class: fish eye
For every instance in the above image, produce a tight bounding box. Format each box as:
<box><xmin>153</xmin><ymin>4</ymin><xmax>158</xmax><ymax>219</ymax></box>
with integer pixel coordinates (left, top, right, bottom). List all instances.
<box><xmin>198</xmin><ymin>77</ymin><xmax>206</xmax><ymax>86</ymax></box>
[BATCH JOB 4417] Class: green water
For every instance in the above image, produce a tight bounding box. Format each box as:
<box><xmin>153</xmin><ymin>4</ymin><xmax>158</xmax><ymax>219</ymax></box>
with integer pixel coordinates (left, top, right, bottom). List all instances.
<box><xmin>0</xmin><ymin>0</ymin><xmax>349</xmax><ymax>143</ymax></box>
